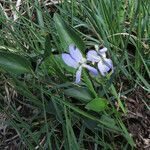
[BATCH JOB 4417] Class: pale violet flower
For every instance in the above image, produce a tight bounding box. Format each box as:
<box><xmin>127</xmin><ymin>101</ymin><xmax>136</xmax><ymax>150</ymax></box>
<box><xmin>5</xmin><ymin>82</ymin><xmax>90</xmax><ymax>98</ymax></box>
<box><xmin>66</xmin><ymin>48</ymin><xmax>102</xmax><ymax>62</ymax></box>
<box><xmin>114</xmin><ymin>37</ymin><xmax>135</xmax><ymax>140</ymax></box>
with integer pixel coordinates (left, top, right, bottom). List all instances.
<box><xmin>62</xmin><ymin>44</ymin><xmax>98</xmax><ymax>83</ymax></box>
<box><xmin>87</xmin><ymin>47</ymin><xmax>113</xmax><ymax>76</ymax></box>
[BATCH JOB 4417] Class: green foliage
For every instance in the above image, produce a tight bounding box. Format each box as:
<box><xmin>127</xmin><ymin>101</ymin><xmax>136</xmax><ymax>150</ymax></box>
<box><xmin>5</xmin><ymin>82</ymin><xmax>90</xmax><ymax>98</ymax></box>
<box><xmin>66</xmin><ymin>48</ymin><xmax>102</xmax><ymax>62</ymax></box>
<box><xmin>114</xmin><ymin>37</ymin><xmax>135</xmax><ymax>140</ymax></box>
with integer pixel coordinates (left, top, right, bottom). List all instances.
<box><xmin>0</xmin><ymin>0</ymin><xmax>149</xmax><ymax>149</ymax></box>
<box><xmin>64</xmin><ymin>87</ymin><xmax>93</xmax><ymax>102</ymax></box>
<box><xmin>0</xmin><ymin>51</ymin><xmax>32</xmax><ymax>74</ymax></box>
<box><xmin>54</xmin><ymin>13</ymin><xmax>85</xmax><ymax>51</ymax></box>
<box><xmin>85</xmin><ymin>97</ymin><xmax>108</xmax><ymax>112</ymax></box>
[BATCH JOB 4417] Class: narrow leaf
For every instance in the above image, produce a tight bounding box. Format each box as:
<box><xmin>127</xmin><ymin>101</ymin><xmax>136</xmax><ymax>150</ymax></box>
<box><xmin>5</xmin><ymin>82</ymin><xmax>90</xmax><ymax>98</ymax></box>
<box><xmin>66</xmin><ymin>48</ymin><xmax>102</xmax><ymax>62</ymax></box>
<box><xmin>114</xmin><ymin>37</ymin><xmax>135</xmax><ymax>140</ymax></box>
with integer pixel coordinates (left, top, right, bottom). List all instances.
<box><xmin>64</xmin><ymin>87</ymin><xmax>93</xmax><ymax>102</ymax></box>
<box><xmin>0</xmin><ymin>51</ymin><xmax>32</xmax><ymax>74</ymax></box>
<box><xmin>54</xmin><ymin>13</ymin><xmax>85</xmax><ymax>51</ymax></box>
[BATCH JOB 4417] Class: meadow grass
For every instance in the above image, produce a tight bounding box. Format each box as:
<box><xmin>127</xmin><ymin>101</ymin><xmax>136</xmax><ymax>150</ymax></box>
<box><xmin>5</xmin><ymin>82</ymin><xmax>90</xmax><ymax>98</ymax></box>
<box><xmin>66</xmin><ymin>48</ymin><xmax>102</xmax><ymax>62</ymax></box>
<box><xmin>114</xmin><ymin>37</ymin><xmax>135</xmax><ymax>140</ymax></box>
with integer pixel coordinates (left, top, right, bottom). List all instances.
<box><xmin>0</xmin><ymin>0</ymin><xmax>149</xmax><ymax>149</ymax></box>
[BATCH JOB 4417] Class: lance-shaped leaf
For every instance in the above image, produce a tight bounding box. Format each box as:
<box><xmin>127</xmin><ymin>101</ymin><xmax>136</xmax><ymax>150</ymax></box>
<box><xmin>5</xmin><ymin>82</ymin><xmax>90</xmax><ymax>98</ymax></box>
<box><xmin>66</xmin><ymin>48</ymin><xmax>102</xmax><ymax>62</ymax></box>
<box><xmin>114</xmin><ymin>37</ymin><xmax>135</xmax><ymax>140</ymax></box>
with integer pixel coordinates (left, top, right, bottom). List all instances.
<box><xmin>0</xmin><ymin>51</ymin><xmax>32</xmax><ymax>74</ymax></box>
<box><xmin>54</xmin><ymin>13</ymin><xmax>85</xmax><ymax>52</ymax></box>
<box><xmin>64</xmin><ymin>87</ymin><xmax>93</xmax><ymax>102</ymax></box>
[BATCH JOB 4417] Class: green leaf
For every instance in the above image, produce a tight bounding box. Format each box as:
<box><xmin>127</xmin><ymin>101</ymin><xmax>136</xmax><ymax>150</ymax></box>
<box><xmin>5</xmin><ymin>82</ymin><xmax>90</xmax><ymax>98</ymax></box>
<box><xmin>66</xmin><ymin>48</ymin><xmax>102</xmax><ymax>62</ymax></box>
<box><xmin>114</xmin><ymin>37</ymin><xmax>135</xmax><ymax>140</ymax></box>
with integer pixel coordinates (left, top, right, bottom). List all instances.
<box><xmin>85</xmin><ymin>97</ymin><xmax>108</xmax><ymax>112</ymax></box>
<box><xmin>99</xmin><ymin>115</ymin><xmax>119</xmax><ymax>131</ymax></box>
<box><xmin>64</xmin><ymin>87</ymin><xmax>93</xmax><ymax>102</ymax></box>
<box><xmin>43</xmin><ymin>34</ymin><xmax>52</xmax><ymax>60</ymax></box>
<box><xmin>83</xmin><ymin>70</ymin><xmax>97</xmax><ymax>97</ymax></box>
<box><xmin>54</xmin><ymin>13</ymin><xmax>85</xmax><ymax>51</ymax></box>
<box><xmin>0</xmin><ymin>51</ymin><xmax>32</xmax><ymax>74</ymax></box>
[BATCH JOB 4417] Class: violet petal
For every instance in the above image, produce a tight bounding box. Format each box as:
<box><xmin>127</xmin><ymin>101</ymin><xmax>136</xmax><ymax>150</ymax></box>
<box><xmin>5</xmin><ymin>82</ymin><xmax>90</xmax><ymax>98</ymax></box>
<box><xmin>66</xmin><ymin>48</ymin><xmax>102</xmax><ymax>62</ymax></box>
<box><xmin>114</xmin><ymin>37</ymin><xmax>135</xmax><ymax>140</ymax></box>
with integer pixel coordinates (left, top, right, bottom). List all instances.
<box><xmin>69</xmin><ymin>44</ymin><xmax>83</xmax><ymax>62</ymax></box>
<box><xmin>87</xmin><ymin>50</ymin><xmax>100</xmax><ymax>63</ymax></box>
<box><xmin>98</xmin><ymin>47</ymin><xmax>107</xmax><ymax>58</ymax></box>
<box><xmin>75</xmin><ymin>66</ymin><xmax>82</xmax><ymax>83</ymax></box>
<box><xmin>84</xmin><ymin>64</ymin><xmax>99</xmax><ymax>76</ymax></box>
<box><xmin>98</xmin><ymin>58</ymin><xmax>113</xmax><ymax>76</ymax></box>
<box><xmin>62</xmin><ymin>53</ymin><xmax>79</xmax><ymax>68</ymax></box>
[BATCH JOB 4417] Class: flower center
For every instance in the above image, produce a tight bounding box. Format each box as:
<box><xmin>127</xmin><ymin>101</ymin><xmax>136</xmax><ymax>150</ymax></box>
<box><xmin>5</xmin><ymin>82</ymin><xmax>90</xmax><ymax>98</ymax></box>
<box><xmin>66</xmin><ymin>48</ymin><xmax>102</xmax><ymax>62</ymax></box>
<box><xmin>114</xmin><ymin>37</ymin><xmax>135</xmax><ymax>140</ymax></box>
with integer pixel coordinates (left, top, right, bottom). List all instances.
<box><xmin>78</xmin><ymin>58</ymin><xmax>86</xmax><ymax>65</ymax></box>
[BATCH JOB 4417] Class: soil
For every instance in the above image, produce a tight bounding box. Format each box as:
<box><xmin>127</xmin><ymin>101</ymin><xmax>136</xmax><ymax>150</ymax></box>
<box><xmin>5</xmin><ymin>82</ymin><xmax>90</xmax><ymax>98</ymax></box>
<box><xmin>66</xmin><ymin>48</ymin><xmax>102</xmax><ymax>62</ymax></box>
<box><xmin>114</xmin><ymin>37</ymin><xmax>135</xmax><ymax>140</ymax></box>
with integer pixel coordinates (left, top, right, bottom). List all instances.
<box><xmin>123</xmin><ymin>88</ymin><xmax>150</xmax><ymax>149</ymax></box>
